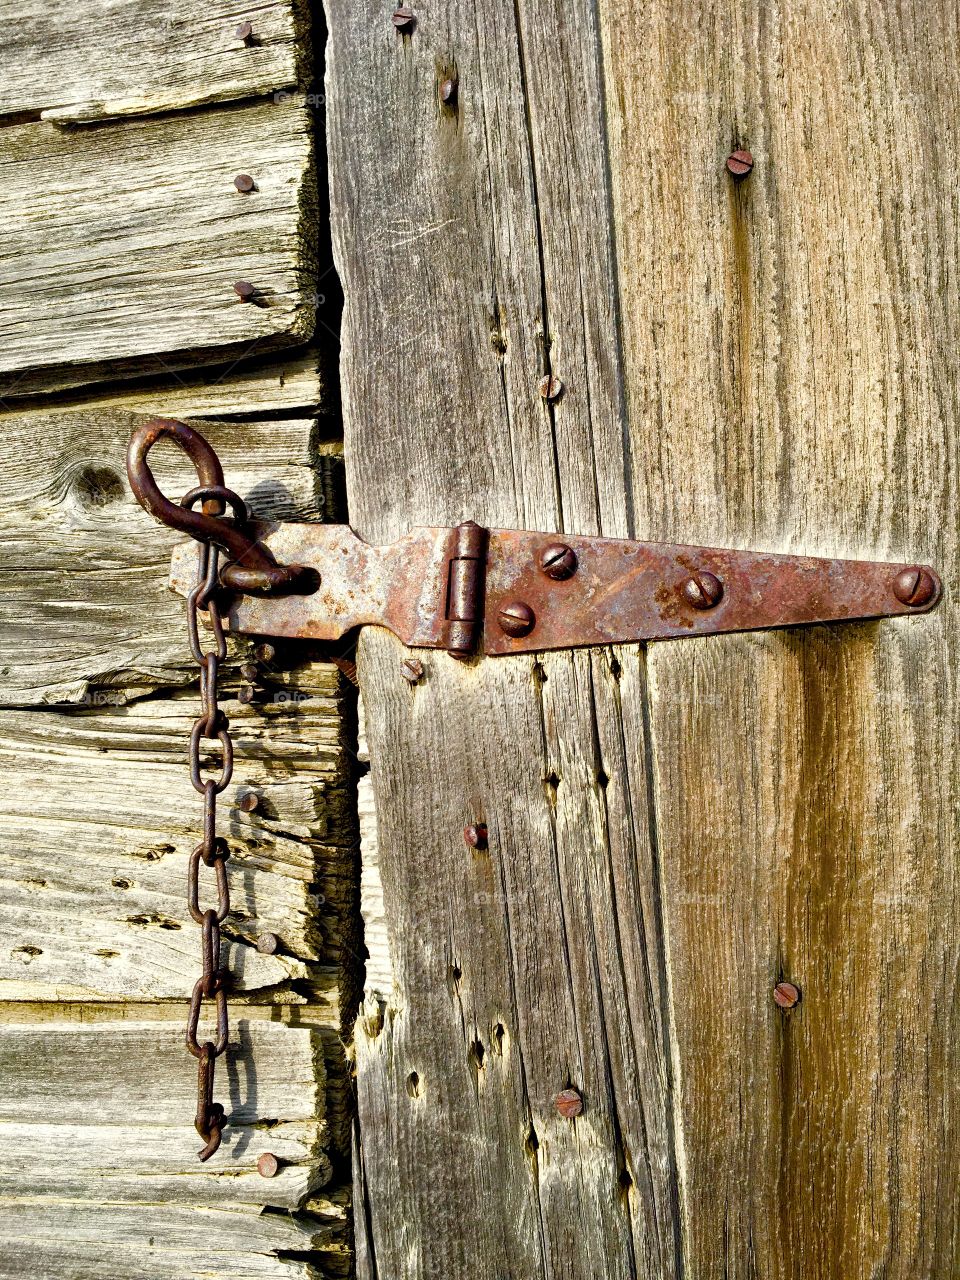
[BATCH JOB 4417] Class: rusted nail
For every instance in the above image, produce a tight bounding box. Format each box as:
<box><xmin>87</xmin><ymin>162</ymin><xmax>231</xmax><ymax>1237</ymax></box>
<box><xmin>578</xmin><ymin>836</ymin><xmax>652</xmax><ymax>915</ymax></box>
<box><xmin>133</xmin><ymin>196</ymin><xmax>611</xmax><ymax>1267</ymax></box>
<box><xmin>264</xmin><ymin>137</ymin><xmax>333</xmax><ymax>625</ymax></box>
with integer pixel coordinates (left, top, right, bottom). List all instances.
<box><xmin>257</xmin><ymin>1152</ymin><xmax>281</xmax><ymax>1177</ymax></box>
<box><xmin>255</xmin><ymin>643</ymin><xmax>276</xmax><ymax>664</ymax></box>
<box><xmin>555</xmin><ymin>1088</ymin><xmax>583</xmax><ymax>1118</ymax></box>
<box><xmin>392</xmin><ymin>7</ymin><xmax>415</xmax><ymax>30</ymax></box>
<box><xmin>498</xmin><ymin>600</ymin><xmax>536</xmax><ymax>637</ymax></box>
<box><xmin>892</xmin><ymin>567</ymin><xmax>938</xmax><ymax>609</ymax></box>
<box><xmin>256</xmin><ymin>932</ymin><xmax>280</xmax><ymax>955</ymax></box>
<box><xmin>538</xmin><ymin>374</ymin><xmax>564</xmax><ymax>402</ymax></box>
<box><xmin>682</xmin><ymin>571</ymin><xmax>724</xmax><ymax>610</ymax></box>
<box><xmin>240</xmin><ymin>662</ymin><xmax>259</xmax><ymax>682</ymax></box>
<box><xmin>234</xmin><ymin>280</ymin><xmax>257</xmax><ymax>302</ymax></box>
<box><xmin>235</xmin><ymin>20</ymin><xmax>255</xmax><ymax>44</ymax></box>
<box><xmin>234</xmin><ymin>174</ymin><xmax>256</xmax><ymax>193</ymax></box>
<box><xmin>726</xmin><ymin>148</ymin><xmax>754</xmax><ymax>178</ymax></box>
<box><xmin>238</xmin><ymin>684</ymin><xmax>256</xmax><ymax>704</ymax></box>
<box><xmin>238</xmin><ymin>790</ymin><xmax>260</xmax><ymax>813</ymax></box>
<box><xmin>463</xmin><ymin>823</ymin><xmax>488</xmax><ymax>850</ymax></box>
<box><xmin>540</xmin><ymin>543</ymin><xmax>577</xmax><ymax>581</ymax></box>
<box><xmin>439</xmin><ymin>76</ymin><xmax>457</xmax><ymax>105</ymax></box>
<box><xmin>400</xmin><ymin>657</ymin><xmax>424</xmax><ymax>684</ymax></box>
<box><xmin>773</xmin><ymin>981</ymin><xmax>800</xmax><ymax>1010</ymax></box>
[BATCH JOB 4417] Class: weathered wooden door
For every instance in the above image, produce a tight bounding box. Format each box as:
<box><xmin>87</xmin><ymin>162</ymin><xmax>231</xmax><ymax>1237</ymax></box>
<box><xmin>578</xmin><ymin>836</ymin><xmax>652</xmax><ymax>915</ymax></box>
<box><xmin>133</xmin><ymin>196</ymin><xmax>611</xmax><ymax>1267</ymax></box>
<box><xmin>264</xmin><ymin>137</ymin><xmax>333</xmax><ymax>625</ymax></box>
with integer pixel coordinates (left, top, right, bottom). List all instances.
<box><xmin>324</xmin><ymin>2</ymin><xmax>960</xmax><ymax>1277</ymax></box>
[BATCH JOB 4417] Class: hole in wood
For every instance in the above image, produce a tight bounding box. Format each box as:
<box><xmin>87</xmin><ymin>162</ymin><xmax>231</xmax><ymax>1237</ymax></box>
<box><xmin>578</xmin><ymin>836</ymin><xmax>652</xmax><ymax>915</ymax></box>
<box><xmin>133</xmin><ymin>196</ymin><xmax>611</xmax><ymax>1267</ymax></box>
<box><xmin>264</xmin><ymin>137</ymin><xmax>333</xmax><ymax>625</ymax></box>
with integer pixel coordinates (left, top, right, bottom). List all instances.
<box><xmin>406</xmin><ymin>1071</ymin><xmax>421</xmax><ymax>1098</ymax></box>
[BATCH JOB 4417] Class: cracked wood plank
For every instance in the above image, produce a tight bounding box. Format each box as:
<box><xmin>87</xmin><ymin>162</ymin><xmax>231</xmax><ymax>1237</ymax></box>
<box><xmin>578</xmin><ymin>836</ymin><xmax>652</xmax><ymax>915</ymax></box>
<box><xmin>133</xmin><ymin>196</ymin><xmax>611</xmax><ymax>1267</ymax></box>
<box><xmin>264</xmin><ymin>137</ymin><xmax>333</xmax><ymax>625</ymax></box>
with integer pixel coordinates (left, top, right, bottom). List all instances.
<box><xmin>599</xmin><ymin>1</ymin><xmax>960</xmax><ymax>1275</ymax></box>
<box><xmin>0</xmin><ymin>674</ymin><xmax>352</xmax><ymax>1003</ymax></box>
<box><xmin>0</xmin><ymin>411</ymin><xmax>330</xmax><ymax>704</ymax></box>
<box><xmin>0</xmin><ymin>0</ymin><xmax>309</xmax><ymax>123</ymax></box>
<box><xmin>325</xmin><ymin>2</ymin><xmax>680</xmax><ymax>1276</ymax></box>
<box><xmin>0</xmin><ymin>1018</ymin><xmax>331</xmax><ymax>1207</ymax></box>
<box><xmin>0</xmin><ymin>98</ymin><xmax>316</xmax><ymax>398</ymax></box>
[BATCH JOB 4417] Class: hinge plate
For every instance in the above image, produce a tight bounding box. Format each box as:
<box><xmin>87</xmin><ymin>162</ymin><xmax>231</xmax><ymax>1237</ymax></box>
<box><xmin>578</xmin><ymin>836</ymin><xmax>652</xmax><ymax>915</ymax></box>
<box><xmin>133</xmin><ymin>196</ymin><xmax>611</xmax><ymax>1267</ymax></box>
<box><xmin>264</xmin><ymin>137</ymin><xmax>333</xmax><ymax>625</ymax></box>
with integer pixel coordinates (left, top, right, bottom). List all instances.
<box><xmin>169</xmin><ymin>522</ymin><xmax>941</xmax><ymax>655</ymax></box>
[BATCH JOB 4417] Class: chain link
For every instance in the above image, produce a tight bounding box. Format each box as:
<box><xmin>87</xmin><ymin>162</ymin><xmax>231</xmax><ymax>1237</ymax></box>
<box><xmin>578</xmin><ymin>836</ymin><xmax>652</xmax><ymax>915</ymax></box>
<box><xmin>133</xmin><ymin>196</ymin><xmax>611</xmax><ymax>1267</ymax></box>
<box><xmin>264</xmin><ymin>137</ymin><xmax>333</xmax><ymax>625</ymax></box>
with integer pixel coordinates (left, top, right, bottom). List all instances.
<box><xmin>185</xmin><ymin>535</ymin><xmax>233</xmax><ymax>1161</ymax></box>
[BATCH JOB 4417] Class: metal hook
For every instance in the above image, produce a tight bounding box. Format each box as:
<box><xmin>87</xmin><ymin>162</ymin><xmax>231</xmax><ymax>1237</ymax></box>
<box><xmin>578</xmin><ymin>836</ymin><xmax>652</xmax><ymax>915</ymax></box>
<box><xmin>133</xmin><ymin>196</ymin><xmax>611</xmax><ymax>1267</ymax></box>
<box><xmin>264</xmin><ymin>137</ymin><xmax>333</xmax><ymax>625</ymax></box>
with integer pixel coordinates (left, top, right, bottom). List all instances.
<box><xmin>126</xmin><ymin>418</ymin><xmax>315</xmax><ymax>596</ymax></box>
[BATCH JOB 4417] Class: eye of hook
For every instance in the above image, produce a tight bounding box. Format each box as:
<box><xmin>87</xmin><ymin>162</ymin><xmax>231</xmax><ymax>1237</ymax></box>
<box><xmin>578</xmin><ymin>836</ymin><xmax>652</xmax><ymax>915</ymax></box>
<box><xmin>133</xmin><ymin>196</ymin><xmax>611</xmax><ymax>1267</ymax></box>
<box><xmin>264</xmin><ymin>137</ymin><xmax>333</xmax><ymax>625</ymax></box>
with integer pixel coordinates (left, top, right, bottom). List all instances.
<box><xmin>126</xmin><ymin>418</ymin><xmax>315</xmax><ymax>596</ymax></box>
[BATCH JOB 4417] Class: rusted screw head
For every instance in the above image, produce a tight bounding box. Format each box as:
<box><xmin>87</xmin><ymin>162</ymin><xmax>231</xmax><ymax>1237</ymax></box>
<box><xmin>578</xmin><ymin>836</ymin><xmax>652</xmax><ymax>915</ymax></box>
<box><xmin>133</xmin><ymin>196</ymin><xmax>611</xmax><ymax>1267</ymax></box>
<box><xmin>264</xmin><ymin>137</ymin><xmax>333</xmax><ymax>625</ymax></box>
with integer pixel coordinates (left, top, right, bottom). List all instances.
<box><xmin>392</xmin><ymin>7</ymin><xmax>415</xmax><ymax>29</ymax></box>
<box><xmin>257</xmin><ymin>1152</ymin><xmax>280</xmax><ymax>1178</ymax></box>
<box><xmin>240</xmin><ymin>661</ymin><xmax>259</xmax><ymax>681</ymax></box>
<box><xmin>256</xmin><ymin>932</ymin><xmax>279</xmax><ymax>955</ymax></box>
<box><xmin>234</xmin><ymin>173</ymin><xmax>256</xmax><ymax>193</ymax></box>
<box><xmin>498</xmin><ymin>600</ymin><xmax>536</xmax><ymax>637</ymax></box>
<box><xmin>255</xmin><ymin>643</ymin><xmax>276</xmax><ymax>664</ymax></box>
<box><xmin>234</xmin><ymin>280</ymin><xmax>256</xmax><ymax>302</ymax></box>
<box><xmin>892</xmin><ymin>566</ymin><xmax>938</xmax><ymax>609</ymax></box>
<box><xmin>726</xmin><ymin>149</ymin><xmax>754</xmax><ymax>178</ymax></box>
<box><xmin>538</xmin><ymin>374</ymin><xmax>564</xmax><ymax>402</ymax></box>
<box><xmin>540</xmin><ymin>543</ymin><xmax>577</xmax><ymax>581</ymax></box>
<box><xmin>682</xmin><ymin>571</ymin><xmax>724</xmax><ymax>610</ymax></box>
<box><xmin>773</xmin><ymin>981</ymin><xmax>800</xmax><ymax>1010</ymax></box>
<box><xmin>235</xmin><ymin>20</ymin><xmax>254</xmax><ymax>42</ymax></box>
<box><xmin>555</xmin><ymin>1088</ymin><xmax>583</xmax><ymax>1118</ymax></box>
<box><xmin>439</xmin><ymin>76</ymin><xmax>457</xmax><ymax>104</ymax></box>
<box><xmin>463</xmin><ymin>823</ymin><xmax>488</xmax><ymax>850</ymax></box>
<box><xmin>238</xmin><ymin>790</ymin><xmax>260</xmax><ymax>813</ymax></box>
<box><xmin>400</xmin><ymin>657</ymin><xmax>425</xmax><ymax>685</ymax></box>
<box><xmin>238</xmin><ymin>684</ymin><xmax>256</xmax><ymax>704</ymax></box>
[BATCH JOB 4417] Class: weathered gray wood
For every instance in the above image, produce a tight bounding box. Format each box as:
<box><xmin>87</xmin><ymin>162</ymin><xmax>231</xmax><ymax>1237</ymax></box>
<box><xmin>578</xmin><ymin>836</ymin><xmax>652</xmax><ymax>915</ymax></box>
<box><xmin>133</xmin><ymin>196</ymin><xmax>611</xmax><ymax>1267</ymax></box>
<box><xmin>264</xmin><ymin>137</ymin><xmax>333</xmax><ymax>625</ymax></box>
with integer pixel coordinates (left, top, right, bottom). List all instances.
<box><xmin>0</xmin><ymin>1200</ymin><xmax>348</xmax><ymax>1280</ymax></box>
<box><xmin>2</xmin><ymin>348</ymin><xmax>330</xmax><ymax>418</ymax></box>
<box><xmin>0</xmin><ymin>0</ymin><xmax>308</xmax><ymax>122</ymax></box>
<box><xmin>0</xmin><ymin>1018</ymin><xmax>330</xmax><ymax>1206</ymax></box>
<box><xmin>0</xmin><ymin>411</ymin><xmax>328</xmax><ymax>704</ymax></box>
<box><xmin>0</xmin><ymin>675</ymin><xmax>351</xmax><ymax>1002</ymax></box>
<box><xmin>326</xmin><ymin>3</ymin><xmax>679</xmax><ymax>1276</ymax></box>
<box><xmin>0</xmin><ymin>100</ymin><xmax>316</xmax><ymax>397</ymax></box>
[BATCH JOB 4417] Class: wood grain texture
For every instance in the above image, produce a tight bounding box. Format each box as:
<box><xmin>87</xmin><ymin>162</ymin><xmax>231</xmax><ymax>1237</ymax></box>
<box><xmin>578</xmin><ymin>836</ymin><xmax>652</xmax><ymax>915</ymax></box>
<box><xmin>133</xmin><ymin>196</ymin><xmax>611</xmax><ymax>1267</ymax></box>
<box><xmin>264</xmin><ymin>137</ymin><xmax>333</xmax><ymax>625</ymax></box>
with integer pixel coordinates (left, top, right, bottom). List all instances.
<box><xmin>326</xmin><ymin>3</ymin><xmax>679</xmax><ymax>1275</ymax></box>
<box><xmin>0</xmin><ymin>411</ymin><xmax>330</xmax><ymax>703</ymax></box>
<box><xmin>0</xmin><ymin>1018</ymin><xmax>330</xmax><ymax>1206</ymax></box>
<box><xmin>327</xmin><ymin>0</ymin><xmax>960</xmax><ymax>1276</ymax></box>
<box><xmin>599</xmin><ymin>2</ymin><xmax>960</xmax><ymax>1275</ymax></box>
<box><xmin>0</xmin><ymin>0</ymin><xmax>309</xmax><ymax>122</ymax></box>
<box><xmin>0</xmin><ymin>99</ymin><xmax>316</xmax><ymax>397</ymax></box>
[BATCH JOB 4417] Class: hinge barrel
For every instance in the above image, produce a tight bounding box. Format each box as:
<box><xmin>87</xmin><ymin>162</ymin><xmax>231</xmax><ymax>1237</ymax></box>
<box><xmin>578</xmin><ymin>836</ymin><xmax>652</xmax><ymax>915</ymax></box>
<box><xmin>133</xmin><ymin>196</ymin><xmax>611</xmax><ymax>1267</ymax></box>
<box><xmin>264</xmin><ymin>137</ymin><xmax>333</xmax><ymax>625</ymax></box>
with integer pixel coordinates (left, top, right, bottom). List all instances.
<box><xmin>444</xmin><ymin>521</ymin><xmax>489</xmax><ymax>657</ymax></box>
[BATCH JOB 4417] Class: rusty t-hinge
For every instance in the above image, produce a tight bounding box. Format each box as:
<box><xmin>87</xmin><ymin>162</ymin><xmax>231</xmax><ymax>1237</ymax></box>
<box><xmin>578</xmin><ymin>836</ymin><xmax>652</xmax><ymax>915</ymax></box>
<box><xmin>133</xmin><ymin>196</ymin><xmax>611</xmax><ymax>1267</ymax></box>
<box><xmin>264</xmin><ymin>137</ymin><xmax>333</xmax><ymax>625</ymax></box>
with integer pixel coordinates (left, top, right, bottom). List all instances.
<box><xmin>129</xmin><ymin>420</ymin><xmax>943</xmax><ymax>657</ymax></box>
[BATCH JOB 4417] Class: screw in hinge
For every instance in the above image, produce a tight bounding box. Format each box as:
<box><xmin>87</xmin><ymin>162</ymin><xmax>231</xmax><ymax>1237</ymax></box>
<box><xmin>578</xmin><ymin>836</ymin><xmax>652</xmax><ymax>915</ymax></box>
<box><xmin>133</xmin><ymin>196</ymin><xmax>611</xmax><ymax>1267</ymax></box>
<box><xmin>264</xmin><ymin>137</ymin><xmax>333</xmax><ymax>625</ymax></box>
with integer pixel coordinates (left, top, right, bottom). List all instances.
<box><xmin>464</xmin><ymin>823</ymin><xmax>488</xmax><ymax>850</ymax></box>
<box><xmin>498</xmin><ymin>600</ymin><xmax>536</xmax><ymax>637</ymax></box>
<box><xmin>681</xmin><ymin>571</ymin><xmax>724</xmax><ymax>610</ymax></box>
<box><xmin>892</xmin><ymin>567</ymin><xmax>938</xmax><ymax>608</ymax></box>
<box><xmin>726</xmin><ymin>149</ymin><xmax>754</xmax><ymax>178</ymax></box>
<box><xmin>400</xmin><ymin>657</ymin><xmax>424</xmax><ymax>685</ymax></box>
<box><xmin>538</xmin><ymin>374</ymin><xmax>564</xmax><ymax>402</ymax></box>
<box><xmin>234</xmin><ymin>174</ymin><xmax>256</xmax><ymax>193</ymax></box>
<box><xmin>540</xmin><ymin>543</ymin><xmax>577</xmax><ymax>581</ymax></box>
<box><xmin>392</xmin><ymin>7</ymin><xmax>415</xmax><ymax>30</ymax></box>
<box><xmin>555</xmin><ymin>1088</ymin><xmax>583</xmax><ymax>1118</ymax></box>
<box><xmin>773</xmin><ymin>981</ymin><xmax>800</xmax><ymax>1010</ymax></box>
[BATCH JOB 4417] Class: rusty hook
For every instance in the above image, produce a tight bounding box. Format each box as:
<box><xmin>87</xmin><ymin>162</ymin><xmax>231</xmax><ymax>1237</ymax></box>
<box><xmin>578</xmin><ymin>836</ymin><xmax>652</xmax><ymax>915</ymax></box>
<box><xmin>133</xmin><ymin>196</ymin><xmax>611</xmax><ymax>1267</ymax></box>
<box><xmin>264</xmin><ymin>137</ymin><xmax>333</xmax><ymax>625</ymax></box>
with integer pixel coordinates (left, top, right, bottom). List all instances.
<box><xmin>126</xmin><ymin>418</ymin><xmax>315</xmax><ymax>596</ymax></box>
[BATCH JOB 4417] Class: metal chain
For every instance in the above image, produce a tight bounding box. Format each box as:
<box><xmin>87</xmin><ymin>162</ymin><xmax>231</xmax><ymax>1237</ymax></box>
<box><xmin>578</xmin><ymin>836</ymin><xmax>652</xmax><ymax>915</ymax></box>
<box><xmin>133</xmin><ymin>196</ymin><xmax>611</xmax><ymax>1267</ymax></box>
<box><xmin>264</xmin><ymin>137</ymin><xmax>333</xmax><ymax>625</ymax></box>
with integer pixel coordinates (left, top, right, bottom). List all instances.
<box><xmin>184</xmin><ymin>529</ymin><xmax>234</xmax><ymax>1162</ymax></box>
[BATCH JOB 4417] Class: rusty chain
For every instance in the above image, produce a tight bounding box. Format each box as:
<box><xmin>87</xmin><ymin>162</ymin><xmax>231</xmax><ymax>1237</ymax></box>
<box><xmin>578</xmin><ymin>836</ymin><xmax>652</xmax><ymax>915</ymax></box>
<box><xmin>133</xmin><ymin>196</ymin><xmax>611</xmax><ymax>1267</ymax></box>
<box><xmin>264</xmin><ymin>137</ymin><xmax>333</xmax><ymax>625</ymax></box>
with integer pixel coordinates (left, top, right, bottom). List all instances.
<box><xmin>181</xmin><ymin>485</ymin><xmax>246</xmax><ymax>1161</ymax></box>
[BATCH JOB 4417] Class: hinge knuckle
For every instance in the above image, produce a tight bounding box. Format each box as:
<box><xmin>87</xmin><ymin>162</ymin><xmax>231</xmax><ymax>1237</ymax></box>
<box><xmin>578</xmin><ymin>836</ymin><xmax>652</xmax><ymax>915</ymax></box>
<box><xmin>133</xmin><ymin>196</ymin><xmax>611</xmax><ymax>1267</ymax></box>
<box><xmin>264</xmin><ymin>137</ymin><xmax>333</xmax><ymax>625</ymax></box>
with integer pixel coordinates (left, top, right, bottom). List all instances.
<box><xmin>444</xmin><ymin>521</ymin><xmax>489</xmax><ymax>657</ymax></box>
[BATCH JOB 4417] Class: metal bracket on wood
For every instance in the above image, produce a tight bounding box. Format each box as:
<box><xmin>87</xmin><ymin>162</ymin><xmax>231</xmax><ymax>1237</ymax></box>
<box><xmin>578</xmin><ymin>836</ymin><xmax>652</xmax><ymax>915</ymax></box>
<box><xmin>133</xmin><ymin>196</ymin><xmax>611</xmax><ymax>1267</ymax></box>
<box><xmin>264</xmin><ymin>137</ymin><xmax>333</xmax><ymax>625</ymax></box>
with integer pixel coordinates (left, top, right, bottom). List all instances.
<box><xmin>130</xmin><ymin>420</ymin><xmax>943</xmax><ymax>658</ymax></box>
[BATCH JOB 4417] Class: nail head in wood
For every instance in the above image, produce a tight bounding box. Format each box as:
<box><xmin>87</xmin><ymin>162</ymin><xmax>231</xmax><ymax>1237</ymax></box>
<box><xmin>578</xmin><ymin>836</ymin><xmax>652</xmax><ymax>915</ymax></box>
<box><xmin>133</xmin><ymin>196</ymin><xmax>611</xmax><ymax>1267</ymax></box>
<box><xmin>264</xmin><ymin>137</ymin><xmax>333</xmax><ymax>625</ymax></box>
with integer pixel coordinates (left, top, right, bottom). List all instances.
<box><xmin>773</xmin><ymin>981</ymin><xmax>800</xmax><ymax>1010</ymax></box>
<box><xmin>400</xmin><ymin>657</ymin><xmax>424</xmax><ymax>684</ymax></box>
<box><xmin>234</xmin><ymin>174</ymin><xmax>256</xmax><ymax>193</ymax></box>
<box><xmin>257</xmin><ymin>1152</ymin><xmax>280</xmax><ymax>1177</ymax></box>
<box><xmin>555</xmin><ymin>1088</ymin><xmax>583</xmax><ymax>1118</ymax></box>
<box><xmin>439</xmin><ymin>76</ymin><xmax>457</xmax><ymax>105</ymax></box>
<box><xmin>538</xmin><ymin>374</ymin><xmax>564</xmax><ymax>402</ymax></box>
<box><xmin>256</xmin><ymin>932</ymin><xmax>280</xmax><ymax>955</ymax></box>
<box><xmin>234</xmin><ymin>280</ymin><xmax>256</xmax><ymax>302</ymax></box>
<box><xmin>726</xmin><ymin>148</ymin><xmax>754</xmax><ymax>178</ymax></box>
<box><xmin>238</xmin><ymin>790</ymin><xmax>260</xmax><ymax>813</ymax></box>
<box><xmin>392</xmin><ymin>7</ymin><xmax>415</xmax><ymax>30</ymax></box>
<box><xmin>235</xmin><ymin>20</ymin><xmax>254</xmax><ymax>44</ymax></box>
<box><xmin>463</xmin><ymin>823</ymin><xmax>488</xmax><ymax>850</ymax></box>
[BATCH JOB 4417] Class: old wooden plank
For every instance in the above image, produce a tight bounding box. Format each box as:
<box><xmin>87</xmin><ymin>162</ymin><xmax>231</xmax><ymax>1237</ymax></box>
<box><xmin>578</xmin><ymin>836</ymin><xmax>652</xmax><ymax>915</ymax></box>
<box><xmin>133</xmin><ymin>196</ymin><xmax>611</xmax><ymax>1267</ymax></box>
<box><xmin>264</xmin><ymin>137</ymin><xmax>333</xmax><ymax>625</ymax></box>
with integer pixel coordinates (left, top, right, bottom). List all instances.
<box><xmin>598</xmin><ymin>1</ymin><xmax>960</xmax><ymax>1274</ymax></box>
<box><xmin>0</xmin><ymin>99</ymin><xmax>316</xmax><ymax>397</ymax></box>
<box><xmin>0</xmin><ymin>0</ymin><xmax>309</xmax><ymax>122</ymax></box>
<box><xmin>0</xmin><ymin>672</ymin><xmax>352</xmax><ymax>1002</ymax></box>
<box><xmin>0</xmin><ymin>1019</ymin><xmax>330</xmax><ymax>1206</ymax></box>
<box><xmin>0</xmin><ymin>411</ymin><xmax>329</xmax><ymax>704</ymax></box>
<box><xmin>326</xmin><ymin>3</ymin><xmax>680</xmax><ymax>1276</ymax></box>
<box><xmin>0</xmin><ymin>1200</ymin><xmax>346</xmax><ymax>1280</ymax></box>
<box><xmin>0</xmin><ymin>348</ymin><xmax>330</xmax><ymax>418</ymax></box>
